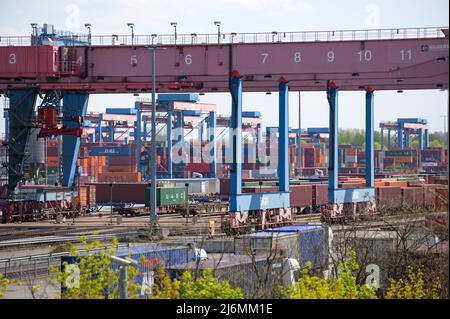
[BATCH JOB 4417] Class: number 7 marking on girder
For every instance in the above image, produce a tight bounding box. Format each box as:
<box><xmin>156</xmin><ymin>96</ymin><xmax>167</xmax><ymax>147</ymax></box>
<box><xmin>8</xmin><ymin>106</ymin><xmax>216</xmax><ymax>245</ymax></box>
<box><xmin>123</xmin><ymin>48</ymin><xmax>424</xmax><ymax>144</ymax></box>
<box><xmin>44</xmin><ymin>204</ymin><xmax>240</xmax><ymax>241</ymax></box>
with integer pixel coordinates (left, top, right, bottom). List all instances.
<box><xmin>261</xmin><ymin>53</ymin><xmax>269</xmax><ymax>64</ymax></box>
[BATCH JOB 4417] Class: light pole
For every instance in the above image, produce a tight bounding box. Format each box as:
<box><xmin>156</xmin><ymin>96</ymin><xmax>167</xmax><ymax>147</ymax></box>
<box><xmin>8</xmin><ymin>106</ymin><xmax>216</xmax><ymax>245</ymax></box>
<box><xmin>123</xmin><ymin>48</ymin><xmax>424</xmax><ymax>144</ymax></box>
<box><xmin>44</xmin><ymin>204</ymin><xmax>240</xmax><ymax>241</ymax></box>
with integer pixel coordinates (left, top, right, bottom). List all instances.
<box><xmin>145</xmin><ymin>41</ymin><xmax>166</xmax><ymax>227</ymax></box>
<box><xmin>230</xmin><ymin>32</ymin><xmax>237</xmax><ymax>44</ymax></box>
<box><xmin>190</xmin><ymin>33</ymin><xmax>197</xmax><ymax>44</ymax></box>
<box><xmin>110</xmin><ymin>256</ymin><xmax>138</xmax><ymax>299</ymax></box>
<box><xmin>170</xmin><ymin>22</ymin><xmax>177</xmax><ymax>45</ymax></box>
<box><xmin>109</xmin><ymin>183</ymin><xmax>113</xmax><ymax>225</ymax></box>
<box><xmin>297</xmin><ymin>92</ymin><xmax>302</xmax><ymax>177</ymax></box>
<box><xmin>127</xmin><ymin>23</ymin><xmax>135</xmax><ymax>45</ymax></box>
<box><xmin>214</xmin><ymin>21</ymin><xmax>221</xmax><ymax>44</ymax></box>
<box><xmin>441</xmin><ymin>114</ymin><xmax>448</xmax><ymax>153</ymax></box>
<box><xmin>30</xmin><ymin>23</ymin><xmax>38</xmax><ymax>36</ymax></box>
<box><xmin>84</xmin><ymin>23</ymin><xmax>92</xmax><ymax>45</ymax></box>
<box><xmin>272</xmin><ymin>31</ymin><xmax>277</xmax><ymax>42</ymax></box>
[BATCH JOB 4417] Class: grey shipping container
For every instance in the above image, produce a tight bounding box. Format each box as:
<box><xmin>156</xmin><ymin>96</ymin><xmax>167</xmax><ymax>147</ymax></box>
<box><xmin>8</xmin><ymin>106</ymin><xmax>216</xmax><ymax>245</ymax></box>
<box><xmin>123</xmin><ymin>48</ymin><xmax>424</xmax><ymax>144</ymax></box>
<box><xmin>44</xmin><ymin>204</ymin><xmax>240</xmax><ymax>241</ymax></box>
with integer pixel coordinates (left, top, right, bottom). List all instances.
<box><xmin>235</xmin><ymin>232</ymin><xmax>300</xmax><ymax>261</ymax></box>
<box><xmin>168</xmin><ymin>253</ymin><xmax>286</xmax><ymax>298</ymax></box>
<box><xmin>197</xmin><ymin>238</ymin><xmax>235</xmax><ymax>254</ymax></box>
<box><xmin>61</xmin><ymin>244</ymin><xmax>195</xmax><ymax>298</ymax></box>
<box><xmin>265</xmin><ymin>225</ymin><xmax>327</xmax><ymax>267</ymax></box>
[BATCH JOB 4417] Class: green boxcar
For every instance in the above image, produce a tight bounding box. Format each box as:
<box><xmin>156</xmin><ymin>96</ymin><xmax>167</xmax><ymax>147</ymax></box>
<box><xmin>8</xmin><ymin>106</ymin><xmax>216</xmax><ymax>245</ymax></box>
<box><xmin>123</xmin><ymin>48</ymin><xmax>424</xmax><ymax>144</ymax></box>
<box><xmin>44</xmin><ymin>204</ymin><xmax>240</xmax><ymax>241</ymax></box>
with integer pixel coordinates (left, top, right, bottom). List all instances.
<box><xmin>385</xmin><ymin>150</ymin><xmax>412</xmax><ymax>157</ymax></box>
<box><xmin>145</xmin><ymin>187</ymin><xmax>188</xmax><ymax>207</ymax></box>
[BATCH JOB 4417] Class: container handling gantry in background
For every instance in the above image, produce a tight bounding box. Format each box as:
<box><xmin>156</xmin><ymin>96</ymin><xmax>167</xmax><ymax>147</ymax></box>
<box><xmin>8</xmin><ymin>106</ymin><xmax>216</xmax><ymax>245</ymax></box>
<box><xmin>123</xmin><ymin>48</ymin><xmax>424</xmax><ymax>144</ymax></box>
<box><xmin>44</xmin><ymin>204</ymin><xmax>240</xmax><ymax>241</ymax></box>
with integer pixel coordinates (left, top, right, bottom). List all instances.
<box><xmin>379</xmin><ymin>118</ymin><xmax>429</xmax><ymax>150</ymax></box>
<box><xmin>135</xmin><ymin>94</ymin><xmax>217</xmax><ymax>179</ymax></box>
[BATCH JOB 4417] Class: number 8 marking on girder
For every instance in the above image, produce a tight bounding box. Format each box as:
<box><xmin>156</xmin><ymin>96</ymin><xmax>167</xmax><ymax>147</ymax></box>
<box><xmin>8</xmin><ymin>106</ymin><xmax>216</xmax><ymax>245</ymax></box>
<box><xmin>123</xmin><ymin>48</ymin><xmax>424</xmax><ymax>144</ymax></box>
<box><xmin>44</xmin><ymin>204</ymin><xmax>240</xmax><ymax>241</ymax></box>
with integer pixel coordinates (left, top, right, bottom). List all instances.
<box><xmin>9</xmin><ymin>53</ymin><xmax>16</xmax><ymax>64</ymax></box>
<box><xmin>185</xmin><ymin>54</ymin><xmax>192</xmax><ymax>65</ymax></box>
<box><xmin>294</xmin><ymin>52</ymin><xmax>302</xmax><ymax>63</ymax></box>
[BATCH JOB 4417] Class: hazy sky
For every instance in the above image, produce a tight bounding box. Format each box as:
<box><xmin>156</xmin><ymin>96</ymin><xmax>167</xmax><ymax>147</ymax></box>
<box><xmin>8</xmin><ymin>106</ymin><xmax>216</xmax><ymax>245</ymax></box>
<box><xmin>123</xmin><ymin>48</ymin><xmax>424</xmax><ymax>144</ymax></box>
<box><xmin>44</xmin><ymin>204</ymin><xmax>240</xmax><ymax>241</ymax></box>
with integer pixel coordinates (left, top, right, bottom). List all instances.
<box><xmin>0</xmin><ymin>0</ymin><xmax>448</xmax><ymax>134</ymax></box>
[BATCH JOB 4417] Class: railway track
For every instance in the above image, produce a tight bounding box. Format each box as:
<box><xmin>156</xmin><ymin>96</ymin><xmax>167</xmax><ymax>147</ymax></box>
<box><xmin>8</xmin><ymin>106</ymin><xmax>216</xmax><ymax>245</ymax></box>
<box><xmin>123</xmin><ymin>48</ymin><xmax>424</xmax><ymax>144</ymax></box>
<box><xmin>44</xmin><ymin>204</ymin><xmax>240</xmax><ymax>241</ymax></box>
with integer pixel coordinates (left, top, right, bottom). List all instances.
<box><xmin>0</xmin><ymin>210</ymin><xmax>322</xmax><ymax>242</ymax></box>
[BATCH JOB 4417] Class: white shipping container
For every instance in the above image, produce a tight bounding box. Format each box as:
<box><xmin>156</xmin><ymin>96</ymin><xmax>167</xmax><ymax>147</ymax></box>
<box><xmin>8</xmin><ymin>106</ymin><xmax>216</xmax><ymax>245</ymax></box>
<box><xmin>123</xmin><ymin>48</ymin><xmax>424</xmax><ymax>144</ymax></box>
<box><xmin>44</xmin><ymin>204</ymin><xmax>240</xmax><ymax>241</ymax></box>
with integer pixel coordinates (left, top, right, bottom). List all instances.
<box><xmin>345</xmin><ymin>155</ymin><xmax>357</xmax><ymax>163</ymax></box>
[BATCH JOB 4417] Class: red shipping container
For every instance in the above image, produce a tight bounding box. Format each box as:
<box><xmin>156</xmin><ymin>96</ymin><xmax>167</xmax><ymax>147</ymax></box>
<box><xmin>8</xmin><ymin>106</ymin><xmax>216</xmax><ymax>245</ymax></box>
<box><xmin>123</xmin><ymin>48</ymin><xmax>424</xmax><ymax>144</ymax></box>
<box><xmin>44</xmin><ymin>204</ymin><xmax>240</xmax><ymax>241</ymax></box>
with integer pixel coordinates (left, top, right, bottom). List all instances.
<box><xmin>312</xmin><ymin>184</ymin><xmax>328</xmax><ymax>206</ymax></box>
<box><xmin>92</xmin><ymin>183</ymin><xmax>148</xmax><ymax>204</ymax></box>
<box><xmin>376</xmin><ymin>186</ymin><xmax>402</xmax><ymax>208</ymax></box>
<box><xmin>290</xmin><ymin>185</ymin><xmax>313</xmax><ymax>207</ymax></box>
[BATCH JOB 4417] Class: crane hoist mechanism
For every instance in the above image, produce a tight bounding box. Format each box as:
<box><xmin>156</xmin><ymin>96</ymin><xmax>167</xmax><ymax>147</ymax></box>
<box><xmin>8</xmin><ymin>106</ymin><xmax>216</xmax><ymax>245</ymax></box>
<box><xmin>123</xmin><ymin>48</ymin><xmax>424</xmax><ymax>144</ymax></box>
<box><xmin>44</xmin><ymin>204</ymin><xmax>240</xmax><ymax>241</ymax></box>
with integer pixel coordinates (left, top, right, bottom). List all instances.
<box><xmin>36</xmin><ymin>91</ymin><xmax>84</xmax><ymax>138</ymax></box>
<box><xmin>159</xmin><ymin>81</ymin><xmax>204</xmax><ymax>91</ymax></box>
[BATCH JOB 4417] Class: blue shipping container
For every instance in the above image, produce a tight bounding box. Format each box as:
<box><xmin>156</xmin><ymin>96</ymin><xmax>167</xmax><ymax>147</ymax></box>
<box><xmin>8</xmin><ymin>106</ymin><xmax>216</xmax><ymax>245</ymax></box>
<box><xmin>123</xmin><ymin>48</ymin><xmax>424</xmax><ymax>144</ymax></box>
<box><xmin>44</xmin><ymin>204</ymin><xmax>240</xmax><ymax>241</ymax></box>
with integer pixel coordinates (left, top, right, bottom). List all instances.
<box><xmin>61</xmin><ymin>245</ymin><xmax>195</xmax><ymax>298</ymax></box>
<box><xmin>265</xmin><ymin>225</ymin><xmax>326</xmax><ymax>267</ymax></box>
<box><xmin>105</xmin><ymin>108</ymin><xmax>137</xmax><ymax>115</ymax></box>
<box><xmin>157</xmin><ymin>93</ymin><xmax>199</xmax><ymax>103</ymax></box>
<box><xmin>242</xmin><ymin>111</ymin><xmax>261</xmax><ymax>118</ymax></box>
<box><xmin>89</xmin><ymin>146</ymin><xmax>132</xmax><ymax>156</ymax></box>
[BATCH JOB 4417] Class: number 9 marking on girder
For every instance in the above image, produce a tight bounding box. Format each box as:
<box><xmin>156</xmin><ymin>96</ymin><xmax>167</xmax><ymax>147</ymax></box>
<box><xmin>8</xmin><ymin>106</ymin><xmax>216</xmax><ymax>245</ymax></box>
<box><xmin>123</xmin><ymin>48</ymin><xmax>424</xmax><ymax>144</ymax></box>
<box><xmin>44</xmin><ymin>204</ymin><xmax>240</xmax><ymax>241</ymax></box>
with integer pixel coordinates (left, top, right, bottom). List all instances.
<box><xmin>261</xmin><ymin>53</ymin><xmax>269</xmax><ymax>64</ymax></box>
<box><xmin>9</xmin><ymin>53</ymin><xmax>16</xmax><ymax>64</ymax></box>
<box><xmin>294</xmin><ymin>52</ymin><xmax>302</xmax><ymax>63</ymax></box>
<box><xmin>185</xmin><ymin>54</ymin><xmax>192</xmax><ymax>65</ymax></box>
<box><xmin>327</xmin><ymin>51</ymin><xmax>335</xmax><ymax>62</ymax></box>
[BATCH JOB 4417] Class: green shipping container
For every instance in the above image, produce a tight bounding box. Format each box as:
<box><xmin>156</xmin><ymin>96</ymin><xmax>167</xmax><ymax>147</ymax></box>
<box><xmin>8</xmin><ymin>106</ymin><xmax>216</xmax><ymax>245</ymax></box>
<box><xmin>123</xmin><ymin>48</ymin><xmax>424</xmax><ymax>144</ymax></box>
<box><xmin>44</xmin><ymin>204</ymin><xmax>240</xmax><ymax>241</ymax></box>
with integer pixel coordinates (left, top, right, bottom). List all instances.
<box><xmin>145</xmin><ymin>187</ymin><xmax>188</xmax><ymax>207</ymax></box>
<box><xmin>385</xmin><ymin>150</ymin><xmax>412</xmax><ymax>157</ymax></box>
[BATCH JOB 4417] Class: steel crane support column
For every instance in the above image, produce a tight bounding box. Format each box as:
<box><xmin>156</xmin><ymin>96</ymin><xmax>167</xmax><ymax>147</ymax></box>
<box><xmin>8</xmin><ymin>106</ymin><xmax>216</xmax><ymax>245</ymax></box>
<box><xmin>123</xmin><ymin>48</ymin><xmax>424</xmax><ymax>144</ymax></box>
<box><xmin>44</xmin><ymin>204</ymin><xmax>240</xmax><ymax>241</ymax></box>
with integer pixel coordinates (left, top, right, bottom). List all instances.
<box><xmin>398</xmin><ymin>124</ymin><xmax>404</xmax><ymax>149</ymax></box>
<box><xmin>405</xmin><ymin>130</ymin><xmax>410</xmax><ymax>148</ymax></box>
<box><xmin>108</xmin><ymin>121</ymin><xmax>114</xmax><ymax>142</ymax></box>
<box><xmin>424</xmin><ymin>129</ymin><xmax>429</xmax><ymax>148</ymax></box>
<box><xmin>96</xmin><ymin>113</ymin><xmax>103</xmax><ymax>143</ymax></box>
<box><xmin>62</xmin><ymin>93</ymin><xmax>89</xmax><ymax>187</ymax></box>
<box><xmin>380</xmin><ymin>127</ymin><xmax>384</xmax><ymax>150</ymax></box>
<box><xmin>230</xmin><ymin>76</ymin><xmax>243</xmax><ymax>211</ymax></box>
<box><xmin>7</xmin><ymin>89</ymin><xmax>37</xmax><ymax>192</ymax></box>
<box><xmin>327</xmin><ymin>84</ymin><xmax>375</xmax><ymax>204</ymax></box>
<box><xmin>278</xmin><ymin>80</ymin><xmax>289</xmax><ymax>192</ymax></box>
<box><xmin>175</xmin><ymin>111</ymin><xmax>185</xmax><ymax>176</ymax></box>
<box><xmin>418</xmin><ymin>128</ymin><xmax>423</xmax><ymax>150</ymax></box>
<box><xmin>135</xmin><ymin>102</ymin><xmax>142</xmax><ymax>173</ymax></box>
<box><xmin>387</xmin><ymin>129</ymin><xmax>391</xmax><ymax>148</ymax></box>
<box><xmin>208</xmin><ymin>111</ymin><xmax>216</xmax><ymax>177</ymax></box>
<box><xmin>327</xmin><ymin>83</ymin><xmax>339</xmax><ymax>196</ymax></box>
<box><xmin>3</xmin><ymin>110</ymin><xmax>9</xmax><ymax>141</ymax></box>
<box><xmin>365</xmin><ymin>89</ymin><xmax>375</xmax><ymax>188</ymax></box>
<box><xmin>167</xmin><ymin>107</ymin><xmax>173</xmax><ymax>178</ymax></box>
<box><xmin>228</xmin><ymin>74</ymin><xmax>290</xmax><ymax>213</ymax></box>
<box><xmin>143</xmin><ymin>117</ymin><xmax>148</xmax><ymax>142</ymax></box>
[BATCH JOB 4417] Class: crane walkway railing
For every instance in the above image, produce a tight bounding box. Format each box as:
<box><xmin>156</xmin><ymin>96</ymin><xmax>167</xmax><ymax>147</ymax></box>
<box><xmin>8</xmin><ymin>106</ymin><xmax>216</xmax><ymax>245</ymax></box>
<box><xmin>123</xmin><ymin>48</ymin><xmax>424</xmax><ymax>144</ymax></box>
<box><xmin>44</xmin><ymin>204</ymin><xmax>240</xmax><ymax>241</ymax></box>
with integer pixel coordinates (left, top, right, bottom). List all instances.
<box><xmin>0</xmin><ymin>27</ymin><xmax>447</xmax><ymax>46</ymax></box>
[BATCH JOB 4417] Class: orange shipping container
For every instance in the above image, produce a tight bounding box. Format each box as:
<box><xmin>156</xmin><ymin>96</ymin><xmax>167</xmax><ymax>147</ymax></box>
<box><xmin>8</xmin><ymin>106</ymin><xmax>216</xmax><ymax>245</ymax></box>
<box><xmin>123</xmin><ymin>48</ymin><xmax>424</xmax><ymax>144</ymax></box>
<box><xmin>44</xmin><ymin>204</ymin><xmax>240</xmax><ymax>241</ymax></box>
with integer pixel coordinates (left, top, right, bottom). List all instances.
<box><xmin>47</xmin><ymin>156</ymin><xmax>59</xmax><ymax>166</ymax></box>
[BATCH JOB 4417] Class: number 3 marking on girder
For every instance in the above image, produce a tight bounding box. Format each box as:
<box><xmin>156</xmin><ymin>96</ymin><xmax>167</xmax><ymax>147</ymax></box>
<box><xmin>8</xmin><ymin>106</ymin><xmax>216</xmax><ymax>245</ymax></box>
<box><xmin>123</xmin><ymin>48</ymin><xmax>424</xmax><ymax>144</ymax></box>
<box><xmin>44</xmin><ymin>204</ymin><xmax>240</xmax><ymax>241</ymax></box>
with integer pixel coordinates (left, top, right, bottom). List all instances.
<box><xmin>261</xmin><ymin>53</ymin><xmax>269</xmax><ymax>64</ymax></box>
<box><xmin>9</xmin><ymin>53</ymin><xmax>16</xmax><ymax>64</ymax></box>
<box><xmin>185</xmin><ymin>54</ymin><xmax>192</xmax><ymax>65</ymax></box>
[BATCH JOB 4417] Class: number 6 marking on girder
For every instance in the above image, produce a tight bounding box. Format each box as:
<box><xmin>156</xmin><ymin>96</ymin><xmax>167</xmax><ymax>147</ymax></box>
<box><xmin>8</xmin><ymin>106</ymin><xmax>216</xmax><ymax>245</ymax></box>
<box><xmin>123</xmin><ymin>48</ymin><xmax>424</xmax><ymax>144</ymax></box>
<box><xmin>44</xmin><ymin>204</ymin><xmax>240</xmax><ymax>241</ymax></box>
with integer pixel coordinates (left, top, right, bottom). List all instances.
<box><xmin>185</xmin><ymin>54</ymin><xmax>192</xmax><ymax>65</ymax></box>
<box><xmin>9</xmin><ymin>53</ymin><xmax>16</xmax><ymax>64</ymax></box>
<box><xmin>261</xmin><ymin>53</ymin><xmax>269</xmax><ymax>64</ymax></box>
